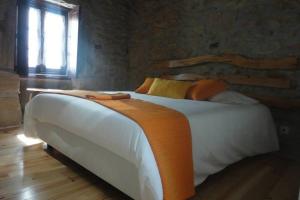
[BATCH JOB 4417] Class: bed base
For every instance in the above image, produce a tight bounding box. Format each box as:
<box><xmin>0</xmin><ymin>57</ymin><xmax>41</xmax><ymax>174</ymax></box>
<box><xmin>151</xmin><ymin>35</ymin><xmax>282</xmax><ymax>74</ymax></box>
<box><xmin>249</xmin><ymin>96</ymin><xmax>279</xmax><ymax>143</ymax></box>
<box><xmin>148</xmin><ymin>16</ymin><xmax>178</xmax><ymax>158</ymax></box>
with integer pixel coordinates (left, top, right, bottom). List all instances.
<box><xmin>35</xmin><ymin>122</ymin><xmax>140</xmax><ymax>199</ymax></box>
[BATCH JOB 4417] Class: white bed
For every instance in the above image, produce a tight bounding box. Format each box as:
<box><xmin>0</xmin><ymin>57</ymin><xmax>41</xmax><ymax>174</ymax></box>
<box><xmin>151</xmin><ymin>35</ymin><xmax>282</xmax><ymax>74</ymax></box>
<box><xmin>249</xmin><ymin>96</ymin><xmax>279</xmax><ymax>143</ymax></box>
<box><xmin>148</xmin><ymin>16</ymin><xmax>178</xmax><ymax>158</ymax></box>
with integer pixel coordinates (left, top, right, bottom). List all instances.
<box><xmin>24</xmin><ymin>91</ymin><xmax>279</xmax><ymax>200</ymax></box>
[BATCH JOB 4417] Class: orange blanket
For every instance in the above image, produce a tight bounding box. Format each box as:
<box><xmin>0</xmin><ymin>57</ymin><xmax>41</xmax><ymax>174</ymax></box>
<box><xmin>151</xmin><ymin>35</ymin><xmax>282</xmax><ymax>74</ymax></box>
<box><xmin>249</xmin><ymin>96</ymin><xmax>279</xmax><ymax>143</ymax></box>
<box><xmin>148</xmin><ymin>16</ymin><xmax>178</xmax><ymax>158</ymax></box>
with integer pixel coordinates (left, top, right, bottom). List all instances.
<box><xmin>41</xmin><ymin>90</ymin><xmax>195</xmax><ymax>199</ymax></box>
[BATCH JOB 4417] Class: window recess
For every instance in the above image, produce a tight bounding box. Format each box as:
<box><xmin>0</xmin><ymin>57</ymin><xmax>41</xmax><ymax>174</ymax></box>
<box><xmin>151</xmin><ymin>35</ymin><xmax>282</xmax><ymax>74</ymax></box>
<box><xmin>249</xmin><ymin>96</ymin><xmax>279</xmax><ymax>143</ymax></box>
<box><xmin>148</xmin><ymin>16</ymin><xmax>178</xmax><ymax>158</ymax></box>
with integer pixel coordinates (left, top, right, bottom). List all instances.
<box><xmin>16</xmin><ymin>0</ymin><xmax>79</xmax><ymax>77</ymax></box>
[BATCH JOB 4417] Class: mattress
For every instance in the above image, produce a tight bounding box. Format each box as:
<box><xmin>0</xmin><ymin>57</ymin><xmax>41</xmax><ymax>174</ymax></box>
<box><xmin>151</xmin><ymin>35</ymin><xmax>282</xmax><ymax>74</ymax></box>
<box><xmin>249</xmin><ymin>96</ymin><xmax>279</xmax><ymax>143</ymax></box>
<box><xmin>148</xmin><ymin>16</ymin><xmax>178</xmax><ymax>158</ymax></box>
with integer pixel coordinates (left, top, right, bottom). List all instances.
<box><xmin>24</xmin><ymin>91</ymin><xmax>279</xmax><ymax>200</ymax></box>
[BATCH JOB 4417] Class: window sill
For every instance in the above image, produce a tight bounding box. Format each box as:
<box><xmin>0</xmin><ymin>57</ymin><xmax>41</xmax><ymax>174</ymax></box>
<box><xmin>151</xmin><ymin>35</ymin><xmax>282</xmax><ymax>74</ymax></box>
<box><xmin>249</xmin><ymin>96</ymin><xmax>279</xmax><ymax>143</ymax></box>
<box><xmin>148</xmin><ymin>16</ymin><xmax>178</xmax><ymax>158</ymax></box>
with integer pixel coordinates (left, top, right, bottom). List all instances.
<box><xmin>20</xmin><ymin>74</ymin><xmax>72</xmax><ymax>81</ymax></box>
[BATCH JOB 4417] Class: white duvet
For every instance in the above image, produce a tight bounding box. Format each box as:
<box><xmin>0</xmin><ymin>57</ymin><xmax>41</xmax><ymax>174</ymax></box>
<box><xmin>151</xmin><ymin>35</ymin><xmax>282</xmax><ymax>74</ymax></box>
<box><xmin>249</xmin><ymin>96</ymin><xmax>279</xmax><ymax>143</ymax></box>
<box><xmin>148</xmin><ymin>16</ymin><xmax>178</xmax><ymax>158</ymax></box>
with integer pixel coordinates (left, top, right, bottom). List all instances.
<box><xmin>24</xmin><ymin>92</ymin><xmax>279</xmax><ymax>200</ymax></box>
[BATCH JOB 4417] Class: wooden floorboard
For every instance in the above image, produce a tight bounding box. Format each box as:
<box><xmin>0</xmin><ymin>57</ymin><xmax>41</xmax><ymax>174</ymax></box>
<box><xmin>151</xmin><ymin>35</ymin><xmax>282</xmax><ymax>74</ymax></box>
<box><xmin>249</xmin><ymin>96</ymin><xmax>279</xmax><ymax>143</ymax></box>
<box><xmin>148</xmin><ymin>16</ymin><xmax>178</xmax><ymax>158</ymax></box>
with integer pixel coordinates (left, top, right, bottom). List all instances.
<box><xmin>0</xmin><ymin>129</ymin><xmax>299</xmax><ymax>200</ymax></box>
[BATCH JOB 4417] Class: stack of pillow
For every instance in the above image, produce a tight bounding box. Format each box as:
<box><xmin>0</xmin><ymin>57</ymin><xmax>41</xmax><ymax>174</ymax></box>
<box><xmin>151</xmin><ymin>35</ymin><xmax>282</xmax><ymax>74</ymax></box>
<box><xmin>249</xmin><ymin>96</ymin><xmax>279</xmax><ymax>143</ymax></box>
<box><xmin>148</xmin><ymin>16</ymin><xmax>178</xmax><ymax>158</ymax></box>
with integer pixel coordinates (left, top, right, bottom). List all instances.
<box><xmin>135</xmin><ymin>77</ymin><xmax>227</xmax><ymax>100</ymax></box>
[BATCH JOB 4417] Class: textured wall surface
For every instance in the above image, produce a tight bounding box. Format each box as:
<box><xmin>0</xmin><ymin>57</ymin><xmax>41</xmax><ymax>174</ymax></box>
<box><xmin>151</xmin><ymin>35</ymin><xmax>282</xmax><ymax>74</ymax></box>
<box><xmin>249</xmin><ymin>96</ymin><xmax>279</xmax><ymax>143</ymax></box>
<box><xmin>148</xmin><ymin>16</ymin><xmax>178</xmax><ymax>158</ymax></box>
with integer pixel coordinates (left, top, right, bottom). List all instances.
<box><xmin>0</xmin><ymin>0</ymin><xmax>16</xmax><ymax>70</ymax></box>
<box><xmin>129</xmin><ymin>0</ymin><xmax>300</xmax><ymax>89</ymax></box>
<box><xmin>128</xmin><ymin>0</ymin><xmax>300</xmax><ymax>159</ymax></box>
<box><xmin>74</xmin><ymin>0</ymin><xmax>130</xmax><ymax>90</ymax></box>
<box><xmin>47</xmin><ymin>0</ymin><xmax>131</xmax><ymax>90</ymax></box>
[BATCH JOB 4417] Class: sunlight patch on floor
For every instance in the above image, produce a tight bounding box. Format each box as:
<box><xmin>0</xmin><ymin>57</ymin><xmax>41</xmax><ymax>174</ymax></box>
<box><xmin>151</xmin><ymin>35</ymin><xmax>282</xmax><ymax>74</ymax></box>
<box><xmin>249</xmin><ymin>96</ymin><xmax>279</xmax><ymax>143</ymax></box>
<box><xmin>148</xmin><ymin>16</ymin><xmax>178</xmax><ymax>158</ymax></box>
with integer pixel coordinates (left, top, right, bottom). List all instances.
<box><xmin>17</xmin><ymin>134</ymin><xmax>42</xmax><ymax>146</ymax></box>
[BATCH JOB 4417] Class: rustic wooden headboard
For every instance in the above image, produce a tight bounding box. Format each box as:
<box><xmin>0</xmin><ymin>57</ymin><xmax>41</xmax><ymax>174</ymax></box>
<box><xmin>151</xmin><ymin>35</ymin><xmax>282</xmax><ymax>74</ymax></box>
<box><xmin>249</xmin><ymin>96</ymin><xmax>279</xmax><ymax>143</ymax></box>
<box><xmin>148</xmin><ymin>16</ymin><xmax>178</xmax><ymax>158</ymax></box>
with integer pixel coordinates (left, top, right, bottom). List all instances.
<box><xmin>153</xmin><ymin>54</ymin><xmax>300</xmax><ymax>70</ymax></box>
<box><xmin>153</xmin><ymin>54</ymin><xmax>300</xmax><ymax>109</ymax></box>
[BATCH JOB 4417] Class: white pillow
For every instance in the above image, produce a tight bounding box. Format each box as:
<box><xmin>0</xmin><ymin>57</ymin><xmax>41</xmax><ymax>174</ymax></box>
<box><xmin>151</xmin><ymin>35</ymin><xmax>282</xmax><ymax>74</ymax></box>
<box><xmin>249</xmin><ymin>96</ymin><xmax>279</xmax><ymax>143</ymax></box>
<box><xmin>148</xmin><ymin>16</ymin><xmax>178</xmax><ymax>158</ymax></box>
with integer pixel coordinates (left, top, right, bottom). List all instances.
<box><xmin>209</xmin><ymin>91</ymin><xmax>259</xmax><ymax>105</ymax></box>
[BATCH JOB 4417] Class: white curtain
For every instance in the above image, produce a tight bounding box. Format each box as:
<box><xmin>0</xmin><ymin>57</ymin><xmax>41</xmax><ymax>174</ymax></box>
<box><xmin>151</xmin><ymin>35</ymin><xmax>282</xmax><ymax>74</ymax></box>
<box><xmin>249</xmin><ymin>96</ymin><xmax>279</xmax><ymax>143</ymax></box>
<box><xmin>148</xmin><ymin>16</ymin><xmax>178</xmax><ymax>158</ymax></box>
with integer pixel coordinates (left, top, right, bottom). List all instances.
<box><xmin>28</xmin><ymin>7</ymin><xmax>41</xmax><ymax>68</ymax></box>
<box><xmin>67</xmin><ymin>6</ymin><xmax>79</xmax><ymax>78</ymax></box>
<box><xmin>44</xmin><ymin>11</ymin><xmax>66</xmax><ymax>69</ymax></box>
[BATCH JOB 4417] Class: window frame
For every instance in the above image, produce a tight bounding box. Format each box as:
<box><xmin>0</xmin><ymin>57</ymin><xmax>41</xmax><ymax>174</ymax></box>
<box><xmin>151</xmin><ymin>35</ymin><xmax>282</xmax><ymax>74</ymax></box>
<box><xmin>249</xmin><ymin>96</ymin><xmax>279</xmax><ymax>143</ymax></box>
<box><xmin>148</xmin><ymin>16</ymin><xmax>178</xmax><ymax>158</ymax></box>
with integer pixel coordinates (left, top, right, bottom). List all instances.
<box><xmin>16</xmin><ymin>0</ymin><xmax>70</xmax><ymax>76</ymax></box>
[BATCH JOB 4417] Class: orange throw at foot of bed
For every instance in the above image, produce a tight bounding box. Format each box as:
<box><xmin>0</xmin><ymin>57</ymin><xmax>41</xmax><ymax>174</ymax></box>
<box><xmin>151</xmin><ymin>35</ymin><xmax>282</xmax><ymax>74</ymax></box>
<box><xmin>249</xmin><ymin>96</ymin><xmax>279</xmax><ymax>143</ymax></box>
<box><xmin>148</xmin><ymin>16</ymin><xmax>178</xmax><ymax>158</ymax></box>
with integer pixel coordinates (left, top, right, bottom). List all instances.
<box><xmin>40</xmin><ymin>90</ymin><xmax>195</xmax><ymax>199</ymax></box>
<box><xmin>97</xmin><ymin>99</ymin><xmax>195</xmax><ymax>200</ymax></box>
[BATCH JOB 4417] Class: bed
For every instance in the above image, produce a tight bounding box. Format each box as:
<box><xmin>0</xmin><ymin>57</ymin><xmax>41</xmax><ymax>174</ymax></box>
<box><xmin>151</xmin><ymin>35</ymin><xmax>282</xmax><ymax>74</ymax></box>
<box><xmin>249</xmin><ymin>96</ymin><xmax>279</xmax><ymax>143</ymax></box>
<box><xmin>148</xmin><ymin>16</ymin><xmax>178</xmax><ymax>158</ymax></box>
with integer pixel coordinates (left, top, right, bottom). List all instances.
<box><xmin>24</xmin><ymin>90</ymin><xmax>279</xmax><ymax>200</ymax></box>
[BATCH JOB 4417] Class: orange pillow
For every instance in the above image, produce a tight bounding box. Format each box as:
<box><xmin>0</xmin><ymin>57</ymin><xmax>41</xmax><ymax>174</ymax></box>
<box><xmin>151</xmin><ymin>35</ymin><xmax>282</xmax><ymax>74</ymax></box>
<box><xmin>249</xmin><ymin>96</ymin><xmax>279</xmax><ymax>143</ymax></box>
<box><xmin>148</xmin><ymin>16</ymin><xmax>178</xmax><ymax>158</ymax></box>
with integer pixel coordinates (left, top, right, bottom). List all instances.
<box><xmin>186</xmin><ymin>79</ymin><xmax>228</xmax><ymax>100</ymax></box>
<box><xmin>135</xmin><ymin>77</ymin><xmax>155</xmax><ymax>94</ymax></box>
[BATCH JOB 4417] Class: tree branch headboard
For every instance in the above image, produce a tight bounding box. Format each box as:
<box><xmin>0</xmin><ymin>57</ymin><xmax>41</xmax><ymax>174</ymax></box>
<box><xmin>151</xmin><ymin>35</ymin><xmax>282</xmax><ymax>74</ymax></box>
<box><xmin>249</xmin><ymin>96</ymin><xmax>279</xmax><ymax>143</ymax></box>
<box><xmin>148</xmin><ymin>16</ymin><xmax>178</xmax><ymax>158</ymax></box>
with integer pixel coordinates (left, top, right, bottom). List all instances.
<box><xmin>153</xmin><ymin>54</ymin><xmax>300</xmax><ymax>70</ymax></box>
<box><xmin>154</xmin><ymin>54</ymin><xmax>300</xmax><ymax>109</ymax></box>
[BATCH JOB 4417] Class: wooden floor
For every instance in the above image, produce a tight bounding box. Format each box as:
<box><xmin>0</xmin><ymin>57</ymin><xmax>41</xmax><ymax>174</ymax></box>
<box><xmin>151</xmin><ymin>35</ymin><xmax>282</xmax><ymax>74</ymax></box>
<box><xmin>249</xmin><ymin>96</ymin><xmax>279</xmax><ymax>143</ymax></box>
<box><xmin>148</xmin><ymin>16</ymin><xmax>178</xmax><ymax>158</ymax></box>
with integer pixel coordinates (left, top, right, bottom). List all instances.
<box><xmin>0</xmin><ymin>129</ymin><xmax>299</xmax><ymax>200</ymax></box>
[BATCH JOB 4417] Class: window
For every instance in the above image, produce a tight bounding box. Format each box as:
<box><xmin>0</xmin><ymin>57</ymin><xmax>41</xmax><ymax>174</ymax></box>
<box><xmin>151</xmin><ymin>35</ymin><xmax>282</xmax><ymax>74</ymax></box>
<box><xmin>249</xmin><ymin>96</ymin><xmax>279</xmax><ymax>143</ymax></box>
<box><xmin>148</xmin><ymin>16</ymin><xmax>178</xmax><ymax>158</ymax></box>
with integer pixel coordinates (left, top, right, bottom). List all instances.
<box><xmin>28</xmin><ymin>7</ymin><xmax>67</xmax><ymax>74</ymax></box>
<box><xmin>16</xmin><ymin>0</ymin><xmax>79</xmax><ymax>77</ymax></box>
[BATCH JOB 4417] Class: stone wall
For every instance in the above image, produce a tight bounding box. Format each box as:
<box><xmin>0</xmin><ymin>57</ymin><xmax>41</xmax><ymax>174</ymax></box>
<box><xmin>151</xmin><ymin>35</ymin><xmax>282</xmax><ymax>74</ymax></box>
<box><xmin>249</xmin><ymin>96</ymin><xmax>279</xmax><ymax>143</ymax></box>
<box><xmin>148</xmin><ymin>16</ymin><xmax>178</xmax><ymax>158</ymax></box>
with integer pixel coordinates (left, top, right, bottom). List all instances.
<box><xmin>128</xmin><ymin>0</ymin><xmax>300</xmax><ymax>160</ymax></box>
<box><xmin>74</xmin><ymin>0</ymin><xmax>130</xmax><ymax>90</ymax></box>
<box><xmin>46</xmin><ymin>0</ymin><xmax>131</xmax><ymax>90</ymax></box>
<box><xmin>0</xmin><ymin>0</ymin><xmax>16</xmax><ymax>70</ymax></box>
<box><xmin>129</xmin><ymin>0</ymin><xmax>300</xmax><ymax>88</ymax></box>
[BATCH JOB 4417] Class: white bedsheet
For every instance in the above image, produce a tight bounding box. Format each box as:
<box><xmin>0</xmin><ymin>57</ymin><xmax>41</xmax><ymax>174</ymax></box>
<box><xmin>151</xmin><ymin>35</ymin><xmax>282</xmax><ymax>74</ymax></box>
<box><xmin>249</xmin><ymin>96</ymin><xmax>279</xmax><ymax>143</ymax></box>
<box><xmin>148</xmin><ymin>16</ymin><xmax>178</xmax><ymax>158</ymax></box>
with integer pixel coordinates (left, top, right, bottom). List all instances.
<box><xmin>24</xmin><ymin>92</ymin><xmax>279</xmax><ymax>200</ymax></box>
